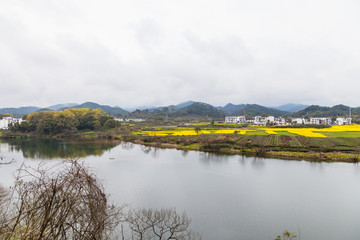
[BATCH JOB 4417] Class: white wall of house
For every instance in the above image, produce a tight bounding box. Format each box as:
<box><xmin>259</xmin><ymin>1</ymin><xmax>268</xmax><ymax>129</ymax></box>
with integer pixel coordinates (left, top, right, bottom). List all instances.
<box><xmin>267</xmin><ymin>116</ymin><xmax>275</xmax><ymax>123</ymax></box>
<box><xmin>310</xmin><ymin>118</ymin><xmax>332</xmax><ymax>125</ymax></box>
<box><xmin>274</xmin><ymin>117</ymin><xmax>286</xmax><ymax>125</ymax></box>
<box><xmin>253</xmin><ymin>116</ymin><xmax>276</xmax><ymax>126</ymax></box>
<box><xmin>0</xmin><ymin>119</ymin><xmax>8</xmax><ymax>129</ymax></box>
<box><xmin>225</xmin><ymin>116</ymin><xmax>246</xmax><ymax>124</ymax></box>
<box><xmin>292</xmin><ymin>118</ymin><xmax>306</xmax><ymax>124</ymax></box>
<box><xmin>334</xmin><ymin>118</ymin><xmax>352</xmax><ymax>125</ymax></box>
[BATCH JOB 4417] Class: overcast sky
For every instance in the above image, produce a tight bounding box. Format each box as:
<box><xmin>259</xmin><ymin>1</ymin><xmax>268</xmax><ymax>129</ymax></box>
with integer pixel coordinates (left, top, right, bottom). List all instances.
<box><xmin>1</xmin><ymin>0</ymin><xmax>360</xmax><ymax>108</ymax></box>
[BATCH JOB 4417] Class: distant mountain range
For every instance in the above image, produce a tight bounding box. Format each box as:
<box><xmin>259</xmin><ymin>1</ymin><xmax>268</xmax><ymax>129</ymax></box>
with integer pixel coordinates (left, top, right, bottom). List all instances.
<box><xmin>218</xmin><ymin>103</ymin><xmax>287</xmax><ymax>117</ymax></box>
<box><xmin>0</xmin><ymin>107</ymin><xmax>41</xmax><ymax>118</ymax></box>
<box><xmin>291</xmin><ymin>104</ymin><xmax>359</xmax><ymax>118</ymax></box>
<box><xmin>132</xmin><ymin>101</ymin><xmax>195</xmax><ymax>113</ymax></box>
<box><xmin>124</xmin><ymin>101</ymin><xmax>196</xmax><ymax>112</ymax></box>
<box><xmin>272</xmin><ymin>103</ymin><xmax>309</xmax><ymax>113</ymax></box>
<box><xmin>0</xmin><ymin>102</ymin><xmax>128</xmax><ymax>117</ymax></box>
<box><xmin>48</xmin><ymin>103</ymin><xmax>78</xmax><ymax>111</ymax></box>
<box><xmin>129</xmin><ymin>101</ymin><xmax>224</xmax><ymax>119</ymax></box>
<box><xmin>0</xmin><ymin>101</ymin><xmax>357</xmax><ymax>119</ymax></box>
<box><xmin>59</xmin><ymin>102</ymin><xmax>128</xmax><ymax>116</ymax></box>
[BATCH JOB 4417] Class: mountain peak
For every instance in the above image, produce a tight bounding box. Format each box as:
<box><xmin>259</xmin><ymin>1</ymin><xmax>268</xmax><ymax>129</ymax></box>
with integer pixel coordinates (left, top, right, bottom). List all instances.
<box><xmin>272</xmin><ymin>103</ymin><xmax>309</xmax><ymax>113</ymax></box>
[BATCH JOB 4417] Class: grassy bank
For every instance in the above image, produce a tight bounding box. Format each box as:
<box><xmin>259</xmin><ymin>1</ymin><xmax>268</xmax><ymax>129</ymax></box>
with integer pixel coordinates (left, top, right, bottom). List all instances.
<box><xmin>3</xmin><ymin>123</ymin><xmax>360</xmax><ymax>163</ymax></box>
<box><xmin>123</xmin><ymin>133</ymin><xmax>360</xmax><ymax>163</ymax></box>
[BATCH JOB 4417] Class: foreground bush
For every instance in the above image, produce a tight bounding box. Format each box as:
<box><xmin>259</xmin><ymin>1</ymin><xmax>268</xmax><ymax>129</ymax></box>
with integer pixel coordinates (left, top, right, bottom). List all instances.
<box><xmin>0</xmin><ymin>160</ymin><xmax>120</xmax><ymax>239</ymax></box>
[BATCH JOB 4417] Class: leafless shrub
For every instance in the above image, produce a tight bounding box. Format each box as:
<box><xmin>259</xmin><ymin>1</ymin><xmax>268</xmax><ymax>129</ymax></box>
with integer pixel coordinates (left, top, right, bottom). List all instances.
<box><xmin>0</xmin><ymin>160</ymin><xmax>121</xmax><ymax>240</ymax></box>
<box><xmin>121</xmin><ymin>207</ymin><xmax>201</xmax><ymax>240</ymax></box>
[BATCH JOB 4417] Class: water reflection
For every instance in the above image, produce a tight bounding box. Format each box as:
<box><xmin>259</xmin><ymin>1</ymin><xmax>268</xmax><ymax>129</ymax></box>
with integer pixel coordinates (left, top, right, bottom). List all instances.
<box><xmin>238</xmin><ymin>155</ymin><xmax>266</xmax><ymax>170</ymax></box>
<box><xmin>140</xmin><ymin>145</ymin><xmax>153</xmax><ymax>154</ymax></box>
<box><xmin>309</xmin><ymin>161</ymin><xmax>326</xmax><ymax>171</ymax></box>
<box><xmin>120</xmin><ymin>142</ymin><xmax>135</xmax><ymax>150</ymax></box>
<box><xmin>238</xmin><ymin>155</ymin><xmax>247</xmax><ymax>166</ymax></box>
<box><xmin>199</xmin><ymin>152</ymin><xmax>230</xmax><ymax>165</ymax></box>
<box><xmin>0</xmin><ymin>139</ymin><xmax>120</xmax><ymax>159</ymax></box>
<box><xmin>181</xmin><ymin>150</ymin><xmax>189</xmax><ymax>157</ymax></box>
<box><xmin>251</xmin><ymin>157</ymin><xmax>265</xmax><ymax>170</ymax></box>
<box><xmin>139</xmin><ymin>145</ymin><xmax>162</xmax><ymax>158</ymax></box>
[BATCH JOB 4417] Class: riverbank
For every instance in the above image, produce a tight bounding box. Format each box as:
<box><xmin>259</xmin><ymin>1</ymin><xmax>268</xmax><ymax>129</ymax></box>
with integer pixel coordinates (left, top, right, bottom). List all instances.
<box><xmin>122</xmin><ymin>135</ymin><xmax>360</xmax><ymax>163</ymax></box>
<box><xmin>2</xmin><ymin>127</ymin><xmax>360</xmax><ymax>163</ymax></box>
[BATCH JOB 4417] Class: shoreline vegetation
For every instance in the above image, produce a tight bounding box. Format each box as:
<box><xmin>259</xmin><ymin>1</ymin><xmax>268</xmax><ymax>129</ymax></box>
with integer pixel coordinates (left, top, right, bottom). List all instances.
<box><xmin>2</xmin><ymin>108</ymin><xmax>360</xmax><ymax>163</ymax></box>
<box><xmin>2</xmin><ymin>125</ymin><xmax>360</xmax><ymax>163</ymax></box>
<box><xmin>122</xmin><ymin>136</ymin><xmax>360</xmax><ymax>163</ymax></box>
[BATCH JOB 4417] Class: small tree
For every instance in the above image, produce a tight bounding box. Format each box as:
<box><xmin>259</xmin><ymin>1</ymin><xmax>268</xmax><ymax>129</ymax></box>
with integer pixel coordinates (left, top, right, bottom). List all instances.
<box><xmin>123</xmin><ymin>207</ymin><xmax>201</xmax><ymax>240</ymax></box>
<box><xmin>194</xmin><ymin>126</ymin><xmax>201</xmax><ymax>135</ymax></box>
<box><xmin>273</xmin><ymin>230</ymin><xmax>297</xmax><ymax>240</ymax></box>
<box><xmin>103</xmin><ymin>119</ymin><xmax>117</xmax><ymax>130</ymax></box>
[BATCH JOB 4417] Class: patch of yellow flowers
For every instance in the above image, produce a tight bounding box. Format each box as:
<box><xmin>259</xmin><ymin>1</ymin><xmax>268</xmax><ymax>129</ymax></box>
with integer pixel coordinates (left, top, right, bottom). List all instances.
<box><xmin>135</xmin><ymin>124</ymin><xmax>360</xmax><ymax>138</ymax></box>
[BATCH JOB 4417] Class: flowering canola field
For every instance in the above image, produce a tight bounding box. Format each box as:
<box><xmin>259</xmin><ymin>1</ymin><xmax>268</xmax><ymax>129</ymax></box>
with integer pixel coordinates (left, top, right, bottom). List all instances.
<box><xmin>135</xmin><ymin>124</ymin><xmax>360</xmax><ymax>138</ymax></box>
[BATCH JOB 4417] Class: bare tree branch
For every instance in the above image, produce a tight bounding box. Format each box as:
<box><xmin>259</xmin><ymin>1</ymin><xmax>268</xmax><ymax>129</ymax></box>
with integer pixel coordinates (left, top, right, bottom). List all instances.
<box><xmin>122</xmin><ymin>207</ymin><xmax>201</xmax><ymax>240</ymax></box>
<box><xmin>0</xmin><ymin>155</ymin><xmax>15</xmax><ymax>165</ymax></box>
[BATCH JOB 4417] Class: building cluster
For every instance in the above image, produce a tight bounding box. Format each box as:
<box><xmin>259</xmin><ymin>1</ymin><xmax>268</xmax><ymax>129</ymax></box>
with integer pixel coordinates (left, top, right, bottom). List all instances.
<box><xmin>225</xmin><ymin>115</ymin><xmax>286</xmax><ymax>126</ymax></box>
<box><xmin>225</xmin><ymin>116</ymin><xmax>352</xmax><ymax>126</ymax></box>
<box><xmin>114</xmin><ymin>118</ymin><xmax>145</xmax><ymax>122</ymax></box>
<box><xmin>291</xmin><ymin>117</ymin><xmax>351</xmax><ymax>125</ymax></box>
<box><xmin>0</xmin><ymin>117</ymin><xmax>23</xmax><ymax>129</ymax></box>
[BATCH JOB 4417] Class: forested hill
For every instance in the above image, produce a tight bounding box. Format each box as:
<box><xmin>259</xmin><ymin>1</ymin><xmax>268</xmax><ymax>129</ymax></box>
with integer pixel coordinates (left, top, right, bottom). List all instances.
<box><xmin>218</xmin><ymin>103</ymin><xmax>246</xmax><ymax>115</ymax></box>
<box><xmin>272</xmin><ymin>103</ymin><xmax>309</xmax><ymax>113</ymax></box>
<box><xmin>175</xmin><ymin>102</ymin><xmax>224</xmax><ymax>118</ymax></box>
<box><xmin>218</xmin><ymin>103</ymin><xmax>288</xmax><ymax>117</ymax></box>
<box><xmin>0</xmin><ymin>102</ymin><xmax>128</xmax><ymax>117</ymax></box>
<box><xmin>291</xmin><ymin>104</ymin><xmax>360</xmax><ymax>118</ymax></box>
<box><xmin>60</xmin><ymin>102</ymin><xmax>128</xmax><ymax>116</ymax></box>
<box><xmin>129</xmin><ymin>102</ymin><xmax>225</xmax><ymax>119</ymax></box>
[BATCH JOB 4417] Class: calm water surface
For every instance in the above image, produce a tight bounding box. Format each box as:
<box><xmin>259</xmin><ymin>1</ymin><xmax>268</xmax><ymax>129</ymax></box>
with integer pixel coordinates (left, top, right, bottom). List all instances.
<box><xmin>1</xmin><ymin>139</ymin><xmax>360</xmax><ymax>240</ymax></box>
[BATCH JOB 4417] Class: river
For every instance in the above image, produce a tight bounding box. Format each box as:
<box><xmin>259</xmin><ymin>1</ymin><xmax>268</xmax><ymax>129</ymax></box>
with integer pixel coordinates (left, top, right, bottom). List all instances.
<box><xmin>0</xmin><ymin>139</ymin><xmax>360</xmax><ymax>240</ymax></box>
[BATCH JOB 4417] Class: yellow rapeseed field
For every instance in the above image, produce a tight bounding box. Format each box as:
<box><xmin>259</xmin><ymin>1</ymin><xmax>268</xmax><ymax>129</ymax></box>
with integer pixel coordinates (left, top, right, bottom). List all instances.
<box><xmin>135</xmin><ymin>124</ymin><xmax>360</xmax><ymax>138</ymax></box>
<box><xmin>265</xmin><ymin>130</ymin><xmax>277</xmax><ymax>135</ymax></box>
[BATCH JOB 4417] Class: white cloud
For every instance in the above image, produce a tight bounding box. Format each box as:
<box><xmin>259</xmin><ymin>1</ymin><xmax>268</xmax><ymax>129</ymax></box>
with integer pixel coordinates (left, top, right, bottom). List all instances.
<box><xmin>0</xmin><ymin>0</ymin><xmax>360</xmax><ymax>108</ymax></box>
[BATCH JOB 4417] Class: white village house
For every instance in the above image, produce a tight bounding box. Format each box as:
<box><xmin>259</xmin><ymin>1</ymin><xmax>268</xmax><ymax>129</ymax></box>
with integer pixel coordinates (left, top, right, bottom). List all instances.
<box><xmin>253</xmin><ymin>116</ymin><xmax>273</xmax><ymax>126</ymax></box>
<box><xmin>334</xmin><ymin>118</ymin><xmax>352</xmax><ymax>125</ymax></box>
<box><xmin>225</xmin><ymin>116</ymin><xmax>246</xmax><ymax>124</ymax></box>
<box><xmin>291</xmin><ymin>118</ymin><xmax>309</xmax><ymax>125</ymax></box>
<box><xmin>274</xmin><ymin>117</ymin><xmax>286</xmax><ymax>125</ymax></box>
<box><xmin>309</xmin><ymin>117</ymin><xmax>332</xmax><ymax>125</ymax></box>
<box><xmin>114</xmin><ymin>118</ymin><xmax>145</xmax><ymax>122</ymax></box>
<box><xmin>0</xmin><ymin>117</ymin><xmax>23</xmax><ymax>129</ymax></box>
